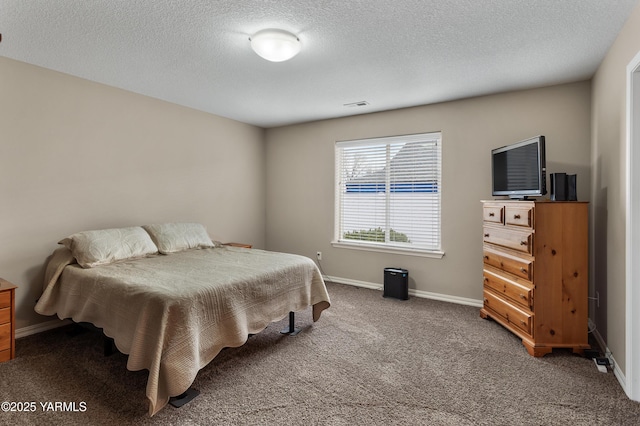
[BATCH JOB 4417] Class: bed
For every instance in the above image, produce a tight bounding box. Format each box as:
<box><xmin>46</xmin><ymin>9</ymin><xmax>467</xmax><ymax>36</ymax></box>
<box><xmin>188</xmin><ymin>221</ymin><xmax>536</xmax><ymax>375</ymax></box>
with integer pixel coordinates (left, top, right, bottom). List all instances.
<box><xmin>34</xmin><ymin>223</ymin><xmax>331</xmax><ymax>416</ymax></box>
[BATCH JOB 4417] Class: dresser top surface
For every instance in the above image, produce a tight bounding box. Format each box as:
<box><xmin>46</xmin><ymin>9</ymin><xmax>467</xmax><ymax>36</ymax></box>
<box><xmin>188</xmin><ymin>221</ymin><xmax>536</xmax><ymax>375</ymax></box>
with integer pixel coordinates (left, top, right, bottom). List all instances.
<box><xmin>481</xmin><ymin>199</ymin><xmax>588</xmax><ymax>204</ymax></box>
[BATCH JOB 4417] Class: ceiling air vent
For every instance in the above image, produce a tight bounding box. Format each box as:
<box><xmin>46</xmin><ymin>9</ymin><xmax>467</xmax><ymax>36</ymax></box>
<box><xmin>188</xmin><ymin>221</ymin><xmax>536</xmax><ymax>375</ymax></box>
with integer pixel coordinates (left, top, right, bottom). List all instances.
<box><xmin>343</xmin><ymin>101</ymin><xmax>369</xmax><ymax>108</ymax></box>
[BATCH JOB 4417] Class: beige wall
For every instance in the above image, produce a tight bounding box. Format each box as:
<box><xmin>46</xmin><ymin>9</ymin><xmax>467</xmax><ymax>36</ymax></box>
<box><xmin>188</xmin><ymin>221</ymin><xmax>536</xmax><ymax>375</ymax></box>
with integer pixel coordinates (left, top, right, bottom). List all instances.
<box><xmin>591</xmin><ymin>2</ymin><xmax>640</xmax><ymax>377</ymax></box>
<box><xmin>265</xmin><ymin>81</ymin><xmax>591</xmax><ymax>302</ymax></box>
<box><xmin>0</xmin><ymin>57</ymin><xmax>266</xmax><ymax>330</ymax></box>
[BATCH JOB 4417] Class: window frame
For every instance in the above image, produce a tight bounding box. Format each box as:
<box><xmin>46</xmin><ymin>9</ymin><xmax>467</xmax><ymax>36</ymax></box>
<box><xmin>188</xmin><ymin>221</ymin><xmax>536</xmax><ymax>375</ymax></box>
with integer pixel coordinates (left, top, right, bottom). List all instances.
<box><xmin>332</xmin><ymin>132</ymin><xmax>444</xmax><ymax>258</ymax></box>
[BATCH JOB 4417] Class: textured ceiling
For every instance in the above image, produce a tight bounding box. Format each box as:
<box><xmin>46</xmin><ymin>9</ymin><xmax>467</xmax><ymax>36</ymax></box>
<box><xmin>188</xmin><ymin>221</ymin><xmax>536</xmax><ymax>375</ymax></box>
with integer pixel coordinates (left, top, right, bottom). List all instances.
<box><xmin>0</xmin><ymin>0</ymin><xmax>638</xmax><ymax>128</ymax></box>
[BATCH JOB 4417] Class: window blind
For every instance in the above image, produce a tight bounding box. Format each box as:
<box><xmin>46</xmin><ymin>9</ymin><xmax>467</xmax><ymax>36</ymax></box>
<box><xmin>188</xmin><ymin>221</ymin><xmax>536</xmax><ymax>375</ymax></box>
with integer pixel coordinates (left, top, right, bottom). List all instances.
<box><xmin>335</xmin><ymin>132</ymin><xmax>442</xmax><ymax>252</ymax></box>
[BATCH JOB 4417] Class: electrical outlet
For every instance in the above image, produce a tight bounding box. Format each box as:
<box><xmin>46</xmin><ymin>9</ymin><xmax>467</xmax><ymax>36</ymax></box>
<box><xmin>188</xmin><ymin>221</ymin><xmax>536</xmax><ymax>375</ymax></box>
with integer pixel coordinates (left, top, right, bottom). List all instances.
<box><xmin>316</xmin><ymin>251</ymin><xmax>322</xmax><ymax>261</ymax></box>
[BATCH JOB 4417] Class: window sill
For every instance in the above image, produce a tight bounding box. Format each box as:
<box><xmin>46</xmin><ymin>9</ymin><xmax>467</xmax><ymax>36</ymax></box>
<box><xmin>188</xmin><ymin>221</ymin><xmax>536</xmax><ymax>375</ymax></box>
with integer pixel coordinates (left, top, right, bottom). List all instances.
<box><xmin>331</xmin><ymin>241</ymin><xmax>445</xmax><ymax>259</ymax></box>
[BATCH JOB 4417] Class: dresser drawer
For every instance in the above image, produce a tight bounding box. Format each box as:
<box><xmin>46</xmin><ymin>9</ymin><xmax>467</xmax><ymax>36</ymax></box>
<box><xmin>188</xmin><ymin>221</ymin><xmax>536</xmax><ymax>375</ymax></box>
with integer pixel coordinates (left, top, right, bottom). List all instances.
<box><xmin>483</xmin><ymin>290</ymin><xmax>532</xmax><ymax>336</ymax></box>
<box><xmin>483</xmin><ymin>247</ymin><xmax>533</xmax><ymax>281</ymax></box>
<box><xmin>483</xmin><ymin>268</ymin><xmax>533</xmax><ymax>310</ymax></box>
<box><xmin>0</xmin><ymin>291</ymin><xmax>10</xmax><ymax>309</ymax></box>
<box><xmin>0</xmin><ymin>307</ymin><xmax>10</xmax><ymax>325</ymax></box>
<box><xmin>483</xmin><ymin>205</ymin><xmax>504</xmax><ymax>224</ymax></box>
<box><xmin>0</xmin><ymin>323</ymin><xmax>10</xmax><ymax>352</ymax></box>
<box><xmin>505</xmin><ymin>205</ymin><xmax>534</xmax><ymax>228</ymax></box>
<box><xmin>483</xmin><ymin>226</ymin><xmax>533</xmax><ymax>254</ymax></box>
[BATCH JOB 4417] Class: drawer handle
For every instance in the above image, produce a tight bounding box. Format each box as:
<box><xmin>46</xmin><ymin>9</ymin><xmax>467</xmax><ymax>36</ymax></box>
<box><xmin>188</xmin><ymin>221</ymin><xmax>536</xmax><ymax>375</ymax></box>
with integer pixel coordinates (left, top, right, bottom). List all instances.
<box><xmin>519</xmin><ymin>294</ymin><xmax>526</xmax><ymax>300</ymax></box>
<box><xmin>514</xmin><ymin>214</ymin><xmax>521</xmax><ymax>219</ymax></box>
<box><xmin>520</xmin><ymin>240</ymin><xmax>528</xmax><ymax>246</ymax></box>
<box><xmin>484</xmin><ymin>255</ymin><xmax>489</xmax><ymax>260</ymax></box>
<box><xmin>520</xmin><ymin>267</ymin><xmax>527</xmax><ymax>273</ymax></box>
<box><xmin>484</xmin><ymin>233</ymin><xmax>490</xmax><ymax>238</ymax></box>
<box><xmin>489</xmin><ymin>212</ymin><xmax>495</xmax><ymax>217</ymax></box>
<box><xmin>520</xmin><ymin>320</ymin><xmax>526</xmax><ymax>326</ymax></box>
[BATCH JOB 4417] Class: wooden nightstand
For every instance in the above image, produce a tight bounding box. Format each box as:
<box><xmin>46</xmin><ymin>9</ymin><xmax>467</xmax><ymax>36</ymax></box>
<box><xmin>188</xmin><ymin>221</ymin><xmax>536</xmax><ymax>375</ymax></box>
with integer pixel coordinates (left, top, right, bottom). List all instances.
<box><xmin>222</xmin><ymin>242</ymin><xmax>252</xmax><ymax>248</ymax></box>
<box><xmin>0</xmin><ymin>278</ymin><xmax>18</xmax><ymax>363</ymax></box>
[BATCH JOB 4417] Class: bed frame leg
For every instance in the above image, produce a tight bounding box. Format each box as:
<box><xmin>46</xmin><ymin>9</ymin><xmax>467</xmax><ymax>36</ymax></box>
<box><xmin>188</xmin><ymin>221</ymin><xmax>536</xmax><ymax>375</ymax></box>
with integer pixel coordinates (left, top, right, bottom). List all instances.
<box><xmin>169</xmin><ymin>388</ymin><xmax>200</xmax><ymax>408</ymax></box>
<box><xmin>280</xmin><ymin>311</ymin><xmax>301</xmax><ymax>336</ymax></box>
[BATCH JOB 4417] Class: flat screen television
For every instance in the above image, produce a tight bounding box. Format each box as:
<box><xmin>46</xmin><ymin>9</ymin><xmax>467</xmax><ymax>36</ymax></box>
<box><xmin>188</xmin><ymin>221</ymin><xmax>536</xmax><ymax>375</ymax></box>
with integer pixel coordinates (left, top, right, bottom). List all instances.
<box><xmin>491</xmin><ymin>135</ymin><xmax>546</xmax><ymax>199</ymax></box>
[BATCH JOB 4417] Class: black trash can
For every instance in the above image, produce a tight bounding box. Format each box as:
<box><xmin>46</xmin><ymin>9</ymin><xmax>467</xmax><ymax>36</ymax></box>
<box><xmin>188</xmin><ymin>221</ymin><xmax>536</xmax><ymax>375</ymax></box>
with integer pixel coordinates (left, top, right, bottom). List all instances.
<box><xmin>383</xmin><ymin>268</ymin><xmax>409</xmax><ymax>300</ymax></box>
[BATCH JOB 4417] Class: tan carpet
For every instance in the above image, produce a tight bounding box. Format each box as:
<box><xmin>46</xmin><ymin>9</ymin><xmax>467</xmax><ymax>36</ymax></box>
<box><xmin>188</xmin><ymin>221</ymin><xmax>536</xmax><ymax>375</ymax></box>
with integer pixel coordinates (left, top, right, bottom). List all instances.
<box><xmin>1</xmin><ymin>282</ymin><xmax>639</xmax><ymax>425</ymax></box>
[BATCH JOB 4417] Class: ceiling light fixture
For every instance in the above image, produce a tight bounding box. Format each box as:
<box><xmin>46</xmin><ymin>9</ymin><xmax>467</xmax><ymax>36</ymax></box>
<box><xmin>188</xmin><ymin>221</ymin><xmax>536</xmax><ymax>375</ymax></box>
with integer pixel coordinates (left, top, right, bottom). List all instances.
<box><xmin>250</xmin><ymin>29</ymin><xmax>301</xmax><ymax>62</ymax></box>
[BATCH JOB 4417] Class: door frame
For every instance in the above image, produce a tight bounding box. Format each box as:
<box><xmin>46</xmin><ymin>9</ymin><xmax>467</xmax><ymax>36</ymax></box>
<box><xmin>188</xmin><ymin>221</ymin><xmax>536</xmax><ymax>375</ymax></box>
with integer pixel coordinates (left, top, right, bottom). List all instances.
<box><xmin>625</xmin><ymin>48</ymin><xmax>640</xmax><ymax>401</ymax></box>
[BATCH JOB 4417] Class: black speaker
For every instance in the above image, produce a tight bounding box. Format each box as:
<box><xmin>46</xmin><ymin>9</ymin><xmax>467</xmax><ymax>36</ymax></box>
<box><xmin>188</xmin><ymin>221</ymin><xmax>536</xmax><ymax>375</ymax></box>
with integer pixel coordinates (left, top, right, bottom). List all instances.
<box><xmin>567</xmin><ymin>174</ymin><xmax>577</xmax><ymax>201</ymax></box>
<box><xmin>383</xmin><ymin>268</ymin><xmax>408</xmax><ymax>300</ymax></box>
<box><xmin>550</xmin><ymin>172</ymin><xmax>567</xmax><ymax>201</ymax></box>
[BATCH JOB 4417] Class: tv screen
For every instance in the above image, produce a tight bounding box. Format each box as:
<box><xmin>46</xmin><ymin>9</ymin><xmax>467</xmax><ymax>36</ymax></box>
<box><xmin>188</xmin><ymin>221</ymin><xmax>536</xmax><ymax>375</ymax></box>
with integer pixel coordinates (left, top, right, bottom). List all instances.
<box><xmin>492</xmin><ymin>136</ymin><xmax>546</xmax><ymax>198</ymax></box>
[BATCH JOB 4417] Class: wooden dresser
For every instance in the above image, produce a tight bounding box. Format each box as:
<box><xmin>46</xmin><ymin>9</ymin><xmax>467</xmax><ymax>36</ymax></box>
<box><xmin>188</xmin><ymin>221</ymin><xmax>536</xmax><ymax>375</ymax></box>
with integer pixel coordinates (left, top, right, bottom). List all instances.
<box><xmin>480</xmin><ymin>200</ymin><xmax>589</xmax><ymax>357</ymax></box>
<box><xmin>0</xmin><ymin>278</ymin><xmax>18</xmax><ymax>363</ymax></box>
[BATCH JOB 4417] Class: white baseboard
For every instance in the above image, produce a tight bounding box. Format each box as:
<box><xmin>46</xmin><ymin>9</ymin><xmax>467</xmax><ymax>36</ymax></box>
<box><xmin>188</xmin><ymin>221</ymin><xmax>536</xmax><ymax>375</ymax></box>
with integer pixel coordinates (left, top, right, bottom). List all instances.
<box><xmin>15</xmin><ymin>318</ymin><xmax>71</xmax><ymax>339</ymax></box>
<box><xmin>324</xmin><ymin>275</ymin><xmax>484</xmax><ymax>308</ymax></box>
<box><xmin>325</xmin><ymin>276</ymin><xmax>382</xmax><ymax>291</ymax></box>
<box><xmin>590</xmin><ymin>321</ymin><xmax>626</xmax><ymax>390</ymax></box>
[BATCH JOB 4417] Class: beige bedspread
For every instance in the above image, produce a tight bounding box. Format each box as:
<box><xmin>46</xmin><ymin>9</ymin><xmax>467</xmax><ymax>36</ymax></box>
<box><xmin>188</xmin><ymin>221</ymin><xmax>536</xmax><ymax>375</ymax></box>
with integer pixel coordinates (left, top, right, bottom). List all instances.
<box><xmin>34</xmin><ymin>246</ymin><xmax>331</xmax><ymax>416</ymax></box>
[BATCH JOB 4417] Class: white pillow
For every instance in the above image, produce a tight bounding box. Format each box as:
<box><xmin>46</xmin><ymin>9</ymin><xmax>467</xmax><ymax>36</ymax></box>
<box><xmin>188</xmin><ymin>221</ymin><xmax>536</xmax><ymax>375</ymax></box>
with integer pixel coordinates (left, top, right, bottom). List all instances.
<box><xmin>59</xmin><ymin>226</ymin><xmax>158</xmax><ymax>268</ymax></box>
<box><xmin>142</xmin><ymin>223</ymin><xmax>214</xmax><ymax>254</ymax></box>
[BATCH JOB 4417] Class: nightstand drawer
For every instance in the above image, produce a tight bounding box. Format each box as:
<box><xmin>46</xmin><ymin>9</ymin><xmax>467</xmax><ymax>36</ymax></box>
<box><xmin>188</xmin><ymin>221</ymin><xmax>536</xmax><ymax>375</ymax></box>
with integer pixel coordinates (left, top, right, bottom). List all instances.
<box><xmin>0</xmin><ymin>307</ymin><xmax>10</xmax><ymax>325</ymax></box>
<box><xmin>0</xmin><ymin>323</ymin><xmax>10</xmax><ymax>351</ymax></box>
<box><xmin>0</xmin><ymin>279</ymin><xmax>17</xmax><ymax>364</ymax></box>
<box><xmin>483</xmin><ymin>290</ymin><xmax>532</xmax><ymax>336</ymax></box>
<box><xmin>0</xmin><ymin>291</ymin><xmax>10</xmax><ymax>308</ymax></box>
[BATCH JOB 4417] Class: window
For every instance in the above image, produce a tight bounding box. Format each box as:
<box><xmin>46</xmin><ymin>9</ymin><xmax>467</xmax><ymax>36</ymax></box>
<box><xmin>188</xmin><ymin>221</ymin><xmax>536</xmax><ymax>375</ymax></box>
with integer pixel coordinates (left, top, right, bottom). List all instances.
<box><xmin>334</xmin><ymin>132</ymin><xmax>442</xmax><ymax>257</ymax></box>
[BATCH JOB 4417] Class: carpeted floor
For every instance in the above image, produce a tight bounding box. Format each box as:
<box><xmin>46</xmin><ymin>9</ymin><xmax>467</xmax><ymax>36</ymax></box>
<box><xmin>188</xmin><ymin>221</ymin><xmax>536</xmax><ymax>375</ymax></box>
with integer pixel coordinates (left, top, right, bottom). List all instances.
<box><xmin>1</xmin><ymin>282</ymin><xmax>639</xmax><ymax>425</ymax></box>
